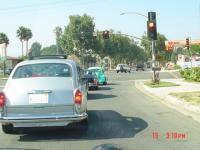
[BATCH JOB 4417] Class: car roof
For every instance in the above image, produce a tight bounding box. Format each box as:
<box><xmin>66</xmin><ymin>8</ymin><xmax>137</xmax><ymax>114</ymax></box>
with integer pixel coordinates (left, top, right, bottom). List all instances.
<box><xmin>88</xmin><ymin>67</ymin><xmax>101</xmax><ymax>70</ymax></box>
<box><xmin>117</xmin><ymin>64</ymin><xmax>126</xmax><ymax>65</ymax></box>
<box><xmin>16</xmin><ymin>59</ymin><xmax>77</xmax><ymax>67</ymax></box>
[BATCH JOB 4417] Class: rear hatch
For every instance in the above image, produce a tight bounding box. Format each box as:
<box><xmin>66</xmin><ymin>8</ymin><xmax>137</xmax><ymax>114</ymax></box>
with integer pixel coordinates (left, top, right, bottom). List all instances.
<box><xmin>4</xmin><ymin>77</ymin><xmax>75</xmax><ymax>118</ymax></box>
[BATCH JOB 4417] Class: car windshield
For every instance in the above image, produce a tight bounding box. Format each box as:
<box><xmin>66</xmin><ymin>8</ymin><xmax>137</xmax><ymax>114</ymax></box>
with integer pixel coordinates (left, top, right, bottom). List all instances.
<box><xmin>13</xmin><ymin>63</ymin><xmax>72</xmax><ymax>78</ymax></box>
<box><xmin>86</xmin><ymin>70</ymin><xmax>96</xmax><ymax>75</ymax></box>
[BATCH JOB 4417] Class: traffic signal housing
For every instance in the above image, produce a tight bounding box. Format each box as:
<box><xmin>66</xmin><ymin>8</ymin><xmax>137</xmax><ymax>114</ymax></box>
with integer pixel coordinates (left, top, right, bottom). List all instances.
<box><xmin>147</xmin><ymin>21</ymin><xmax>157</xmax><ymax>40</ymax></box>
<box><xmin>102</xmin><ymin>30</ymin><xmax>109</xmax><ymax>39</ymax></box>
<box><xmin>186</xmin><ymin>38</ymin><xmax>189</xmax><ymax>49</ymax></box>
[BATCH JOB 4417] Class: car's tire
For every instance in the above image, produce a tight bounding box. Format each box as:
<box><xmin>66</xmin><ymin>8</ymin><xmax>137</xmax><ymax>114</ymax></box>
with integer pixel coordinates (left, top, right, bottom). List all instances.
<box><xmin>103</xmin><ymin>82</ymin><xmax>107</xmax><ymax>85</ymax></box>
<box><xmin>116</xmin><ymin>71</ymin><xmax>119</xmax><ymax>73</ymax></box>
<box><xmin>2</xmin><ymin>124</ymin><xmax>16</xmax><ymax>134</ymax></box>
<box><xmin>76</xmin><ymin>118</ymin><xmax>88</xmax><ymax>131</ymax></box>
<box><xmin>94</xmin><ymin>86</ymin><xmax>98</xmax><ymax>90</ymax></box>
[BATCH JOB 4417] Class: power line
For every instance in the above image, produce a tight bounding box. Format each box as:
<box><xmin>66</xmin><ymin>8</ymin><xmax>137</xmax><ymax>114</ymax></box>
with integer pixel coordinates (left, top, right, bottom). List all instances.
<box><xmin>0</xmin><ymin>0</ymin><xmax>73</xmax><ymax>11</ymax></box>
<box><xmin>0</xmin><ymin>0</ymin><xmax>99</xmax><ymax>13</ymax></box>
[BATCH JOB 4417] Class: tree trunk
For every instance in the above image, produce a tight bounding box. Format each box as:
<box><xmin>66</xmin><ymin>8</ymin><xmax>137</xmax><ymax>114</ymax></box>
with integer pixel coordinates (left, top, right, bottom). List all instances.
<box><xmin>21</xmin><ymin>41</ymin><xmax>23</xmax><ymax>57</ymax></box>
<box><xmin>26</xmin><ymin>40</ymin><xmax>28</xmax><ymax>56</ymax></box>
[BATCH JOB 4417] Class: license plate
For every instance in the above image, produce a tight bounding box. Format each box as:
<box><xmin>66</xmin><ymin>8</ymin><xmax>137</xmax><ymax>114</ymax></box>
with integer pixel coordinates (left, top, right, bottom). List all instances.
<box><xmin>29</xmin><ymin>93</ymin><xmax>48</xmax><ymax>104</ymax></box>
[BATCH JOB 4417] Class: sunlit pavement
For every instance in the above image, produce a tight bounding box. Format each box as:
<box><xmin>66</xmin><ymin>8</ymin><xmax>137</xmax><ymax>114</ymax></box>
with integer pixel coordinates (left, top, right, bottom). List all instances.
<box><xmin>0</xmin><ymin>71</ymin><xmax>200</xmax><ymax>150</ymax></box>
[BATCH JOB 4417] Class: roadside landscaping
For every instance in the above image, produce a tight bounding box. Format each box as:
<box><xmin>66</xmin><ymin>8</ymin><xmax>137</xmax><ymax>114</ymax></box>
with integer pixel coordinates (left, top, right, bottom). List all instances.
<box><xmin>144</xmin><ymin>81</ymin><xmax>179</xmax><ymax>88</ymax></box>
<box><xmin>179</xmin><ymin>67</ymin><xmax>200</xmax><ymax>82</ymax></box>
<box><xmin>0</xmin><ymin>74</ymin><xmax>9</xmax><ymax>79</ymax></box>
<box><xmin>170</xmin><ymin>91</ymin><xmax>200</xmax><ymax>106</ymax></box>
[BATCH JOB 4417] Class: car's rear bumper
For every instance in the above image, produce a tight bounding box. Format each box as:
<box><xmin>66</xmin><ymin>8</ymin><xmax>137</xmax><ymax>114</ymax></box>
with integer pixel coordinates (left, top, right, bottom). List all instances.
<box><xmin>0</xmin><ymin>113</ymin><xmax>88</xmax><ymax>127</ymax></box>
<box><xmin>88</xmin><ymin>83</ymin><xmax>98</xmax><ymax>87</ymax></box>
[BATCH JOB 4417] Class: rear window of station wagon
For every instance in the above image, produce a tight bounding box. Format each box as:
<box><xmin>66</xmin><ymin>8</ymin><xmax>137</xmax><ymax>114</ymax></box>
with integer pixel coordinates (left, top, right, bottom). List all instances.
<box><xmin>13</xmin><ymin>63</ymin><xmax>72</xmax><ymax>79</ymax></box>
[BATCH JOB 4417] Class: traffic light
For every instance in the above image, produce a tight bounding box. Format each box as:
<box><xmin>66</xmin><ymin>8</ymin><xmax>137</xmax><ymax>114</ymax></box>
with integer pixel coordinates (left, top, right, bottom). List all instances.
<box><xmin>186</xmin><ymin>38</ymin><xmax>189</xmax><ymax>49</ymax></box>
<box><xmin>102</xmin><ymin>30</ymin><xmax>109</xmax><ymax>39</ymax></box>
<box><xmin>147</xmin><ymin>21</ymin><xmax>157</xmax><ymax>40</ymax></box>
<box><xmin>147</xmin><ymin>12</ymin><xmax>157</xmax><ymax>40</ymax></box>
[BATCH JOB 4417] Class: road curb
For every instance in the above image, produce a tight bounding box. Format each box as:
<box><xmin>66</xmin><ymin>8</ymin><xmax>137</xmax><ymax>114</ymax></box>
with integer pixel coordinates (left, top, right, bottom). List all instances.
<box><xmin>135</xmin><ymin>80</ymin><xmax>200</xmax><ymax>124</ymax></box>
<box><xmin>0</xmin><ymin>78</ymin><xmax>8</xmax><ymax>80</ymax></box>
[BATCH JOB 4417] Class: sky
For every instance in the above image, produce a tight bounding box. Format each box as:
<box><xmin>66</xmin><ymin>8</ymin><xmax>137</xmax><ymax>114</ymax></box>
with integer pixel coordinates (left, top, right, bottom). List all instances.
<box><xmin>0</xmin><ymin>0</ymin><xmax>200</xmax><ymax>57</ymax></box>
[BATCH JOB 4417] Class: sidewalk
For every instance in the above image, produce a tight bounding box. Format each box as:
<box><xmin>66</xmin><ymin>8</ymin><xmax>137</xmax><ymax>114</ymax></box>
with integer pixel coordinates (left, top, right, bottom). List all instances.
<box><xmin>135</xmin><ymin>79</ymin><xmax>200</xmax><ymax>123</ymax></box>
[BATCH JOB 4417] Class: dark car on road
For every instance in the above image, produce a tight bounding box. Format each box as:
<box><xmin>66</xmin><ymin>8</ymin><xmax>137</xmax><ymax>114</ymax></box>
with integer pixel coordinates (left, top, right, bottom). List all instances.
<box><xmin>136</xmin><ymin>64</ymin><xmax>145</xmax><ymax>71</ymax></box>
<box><xmin>84</xmin><ymin>71</ymin><xmax>98</xmax><ymax>90</ymax></box>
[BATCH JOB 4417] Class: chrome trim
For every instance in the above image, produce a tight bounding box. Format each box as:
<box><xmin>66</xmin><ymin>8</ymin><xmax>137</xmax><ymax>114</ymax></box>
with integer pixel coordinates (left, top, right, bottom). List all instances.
<box><xmin>0</xmin><ymin>113</ymin><xmax>87</xmax><ymax>123</ymax></box>
<box><xmin>27</xmin><ymin>90</ymin><xmax>52</xmax><ymax>94</ymax></box>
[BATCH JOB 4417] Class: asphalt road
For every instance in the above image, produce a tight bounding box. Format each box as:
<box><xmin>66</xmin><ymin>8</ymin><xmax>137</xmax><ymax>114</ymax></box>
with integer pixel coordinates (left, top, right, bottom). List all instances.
<box><xmin>0</xmin><ymin>71</ymin><xmax>200</xmax><ymax>150</ymax></box>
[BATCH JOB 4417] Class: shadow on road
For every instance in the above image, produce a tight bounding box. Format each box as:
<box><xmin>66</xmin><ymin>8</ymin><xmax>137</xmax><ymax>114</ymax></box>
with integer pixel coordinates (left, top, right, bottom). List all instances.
<box><xmin>88</xmin><ymin>93</ymin><xmax>117</xmax><ymax>100</ymax></box>
<box><xmin>18</xmin><ymin>110</ymin><xmax>148</xmax><ymax>142</ymax></box>
<box><xmin>98</xmin><ymin>86</ymin><xmax>114</xmax><ymax>91</ymax></box>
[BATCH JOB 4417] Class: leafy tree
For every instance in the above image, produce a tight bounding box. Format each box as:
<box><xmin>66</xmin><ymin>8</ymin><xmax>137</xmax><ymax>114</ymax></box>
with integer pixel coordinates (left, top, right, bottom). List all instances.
<box><xmin>141</xmin><ymin>32</ymin><xmax>169</xmax><ymax>63</ymax></box>
<box><xmin>60</xmin><ymin>14</ymin><xmax>95</xmax><ymax>66</ymax></box>
<box><xmin>93</xmin><ymin>30</ymin><xmax>146</xmax><ymax>65</ymax></box>
<box><xmin>31</xmin><ymin>42</ymin><xmax>42</xmax><ymax>56</ymax></box>
<box><xmin>41</xmin><ymin>45</ymin><xmax>57</xmax><ymax>55</ymax></box>
<box><xmin>190</xmin><ymin>44</ymin><xmax>200</xmax><ymax>54</ymax></box>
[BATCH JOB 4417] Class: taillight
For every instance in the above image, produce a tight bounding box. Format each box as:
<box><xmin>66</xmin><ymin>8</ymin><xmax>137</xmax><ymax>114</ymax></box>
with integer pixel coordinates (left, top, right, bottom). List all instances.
<box><xmin>0</xmin><ymin>92</ymin><xmax>5</xmax><ymax>107</ymax></box>
<box><xmin>74</xmin><ymin>89</ymin><xmax>82</xmax><ymax>105</ymax></box>
<box><xmin>93</xmin><ymin>79</ymin><xmax>97</xmax><ymax>85</ymax></box>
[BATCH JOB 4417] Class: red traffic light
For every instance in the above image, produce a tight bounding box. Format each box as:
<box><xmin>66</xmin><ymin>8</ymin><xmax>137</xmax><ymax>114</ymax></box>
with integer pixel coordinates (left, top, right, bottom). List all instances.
<box><xmin>148</xmin><ymin>21</ymin><xmax>156</xmax><ymax>30</ymax></box>
<box><xmin>147</xmin><ymin>21</ymin><xmax>157</xmax><ymax>40</ymax></box>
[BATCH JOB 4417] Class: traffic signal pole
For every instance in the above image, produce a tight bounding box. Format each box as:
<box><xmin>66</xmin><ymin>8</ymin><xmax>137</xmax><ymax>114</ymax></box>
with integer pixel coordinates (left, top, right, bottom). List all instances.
<box><xmin>151</xmin><ymin>40</ymin><xmax>156</xmax><ymax>81</ymax></box>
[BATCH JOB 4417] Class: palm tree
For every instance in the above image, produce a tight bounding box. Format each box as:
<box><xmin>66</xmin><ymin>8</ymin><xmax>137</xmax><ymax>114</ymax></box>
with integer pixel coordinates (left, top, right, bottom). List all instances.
<box><xmin>53</xmin><ymin>26</ymin><xmax>62</xmax><ymax>54</ymax></box>
<box><xmin>0</xmin><ymin>33</ymin><xmax>9</xmax><ymax>45</ymax></box>
<box><xmin>0</xmin><ymin>32</ymin><xmax>9</xmax><ymax>56</ymax></box>
<box><xmin>0</xmin><ymin>33</ymin><xmax>9</xmax><ymax>75</ymax></box>
<box><xmin>16</xmin><ymin>26</ymin><xmax>26</xmax><ymax>57</ymax></box>
<box><xmin>24</xmin><ymin>28</ymin><xmax>33</xmax><ymax>56</ymax></box>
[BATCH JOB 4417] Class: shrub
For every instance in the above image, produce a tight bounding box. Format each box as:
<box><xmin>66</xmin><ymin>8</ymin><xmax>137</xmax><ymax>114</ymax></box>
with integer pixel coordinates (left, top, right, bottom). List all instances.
<box><xmin>174</xmin><ymin>64</ymin><xmax>181</xmax><ymax>70</ymax></box>
<box><xmin>180</xmin><ymin>67</ymin><xmax>200</xmax><ymax>82</ymax></box>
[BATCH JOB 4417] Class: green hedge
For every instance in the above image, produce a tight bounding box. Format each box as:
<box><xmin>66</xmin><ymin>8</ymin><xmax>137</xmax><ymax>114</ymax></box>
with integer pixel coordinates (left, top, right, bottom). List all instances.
<box><xmin>180</xmin><ymin>67</ymin><xmax>200</xmax><ymax>82</ymax></box>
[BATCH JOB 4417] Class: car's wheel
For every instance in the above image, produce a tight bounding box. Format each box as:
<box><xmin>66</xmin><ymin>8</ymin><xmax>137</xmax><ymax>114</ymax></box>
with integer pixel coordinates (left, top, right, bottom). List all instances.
<box><xmin>2</xmin><ymin>124</ymin><xmax>16</xmax><ymax>134</ymax></box>
<box><xmin>103</xmin><ymin>82</ymin><xmax>107</xmax><ymax>85</ymax></box>
<box><xmin>94</xmin><ymin>86</ymin><xmax>98</xmax><ymax>90</ymax></box>
<box><xmin>117</xmin><ymin>71</ymin><xmax>119</xmax><ymax>73</ymax></box>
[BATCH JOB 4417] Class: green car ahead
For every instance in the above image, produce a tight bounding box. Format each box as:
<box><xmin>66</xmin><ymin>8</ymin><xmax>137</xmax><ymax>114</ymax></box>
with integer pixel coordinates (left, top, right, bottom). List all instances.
<box><xmin>87</xmin><ymin>67</ymin><xmax>107</xmax><ymax>85</ymax></box>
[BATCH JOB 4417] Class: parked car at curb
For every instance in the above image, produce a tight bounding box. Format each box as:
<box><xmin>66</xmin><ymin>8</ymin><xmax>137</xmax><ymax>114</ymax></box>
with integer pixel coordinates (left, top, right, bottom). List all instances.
<box><xmin>0</xmin><ymin>56</ymin><xmax>88</xmax><ymax>134</ymax></box>
<box><xmin>5</xmin><ymin>68</ymin><xmax>13</xmax><ymax>75</ymax></box>
<box><xmin>87</xmin><ymin>67</ymin><xmax>107</xmax><ymax>85</ymax></box>
<box><xmin>116</xmin><ymin>64</ymin><xmax>131</xmax><ymax>73</ymax></box>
